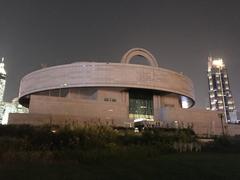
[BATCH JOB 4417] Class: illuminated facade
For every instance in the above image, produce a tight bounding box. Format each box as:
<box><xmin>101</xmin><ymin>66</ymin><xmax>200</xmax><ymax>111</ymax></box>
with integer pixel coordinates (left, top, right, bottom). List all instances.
<box><xmin>9</xmin><ymin>48</ymin><xmax>240</xmax><ymax>136</ymax></box>
<box><xmin>0</xmin><ymin>57</ymin><xmax>28</xmax><ymax>124</ymax></box>
<box><xmin>9</xmin><ymin>48</ymin><xmax>196</xmax><ymax>126</ymax></box>
<box><xmin>207</xmin><ymin>57</ymin><xmax>237</xmax><ymax>123</ymax></box>
<box><xmin>0</xmin><ymin>57</ymin><xmax>7</xmax><ymax>124</ymax></box>
<box><xmin>0</xmin><ymin>57</ymin><xmax>6</xmax><ymax>102</ymax></box>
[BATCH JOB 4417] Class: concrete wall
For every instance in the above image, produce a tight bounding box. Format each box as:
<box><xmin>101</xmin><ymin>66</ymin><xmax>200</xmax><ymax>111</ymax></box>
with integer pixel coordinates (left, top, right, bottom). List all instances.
<box><xmin>40</xmin><ymin>87</ymin><xmax>179</xmax><ymax>124</ymax></box>
<box><xmin>27</xmin><ymin>95</ymin><xmax>129</xmax><ymax>126</ymax></box>
<box><xmin>11</xmin><ymin>87</ymin><xmax>240</xmax><ymax>136</ymax></box>
<box><xmin>9</xmin><ymin>94</ymin><xmax>240</xmax><ymax>136</ymax></box>
<box><xmin>160</xmin><ymin>94</ymin><xmax>181</xmax><ymax>108</ymax></box>
<box><xmin>8</xmin><ymin>113</ymin><xmax>51</xmax><ymax>126</ymax></box>
<box><xmin>159</xmin><ymin>107</ymin><xmax>225</xmax><ymax>136</ymax></box>
<box><xmin>153</xmin><ymin>94</ymin><xmax>181</xmax><ymax>120</ymax></box>
<box><xmin>96</xmin><ymin>88</ymin><xmax>127</xmax><ymax>103</ymax></box>
<box><xmin>67</xmin><ymin>87</ymin><xmax>98</xmax><ymax>100</ymax></box>
<box><xmin>226</xmin><ymin>124</ymin><xmax>240</xmax><ymax>136</ymax></box>
<box><xmin>8</xmin><ymin>113</ymin><xmax>120</xmax><ymax>127</ymax></box>
<box><xmin>10</xmin><ymin>88</ymin><xmax>184</xmax><ymax>127</ymax></box>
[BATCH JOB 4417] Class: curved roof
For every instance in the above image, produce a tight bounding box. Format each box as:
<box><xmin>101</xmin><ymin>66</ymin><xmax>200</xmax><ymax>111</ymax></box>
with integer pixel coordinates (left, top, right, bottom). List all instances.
<box><xmin>19</xmin><ymin>48</ymin><xmax>195</xmax><ymax>107</ymax></box>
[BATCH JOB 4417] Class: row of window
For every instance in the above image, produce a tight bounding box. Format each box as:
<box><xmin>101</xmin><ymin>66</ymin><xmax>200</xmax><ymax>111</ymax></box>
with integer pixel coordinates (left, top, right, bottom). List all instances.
<box><xmin>36</xmin><ymin>89</ymin><xmax>119</xmax><ymax>103</ymax></box>
<box><xmin>211</xmin><ymin>105</ymin><xmax>235</xmax><ymax>110</ymax></box>
<box><xmin>35</xmin><ymin>88</ymin><xmax>68</xmax><ymax>97</ymax></box>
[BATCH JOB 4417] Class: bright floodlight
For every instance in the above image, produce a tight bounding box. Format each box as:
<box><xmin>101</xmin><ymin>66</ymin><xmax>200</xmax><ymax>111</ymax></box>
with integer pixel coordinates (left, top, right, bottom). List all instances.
<box><xmin>212</xmin><ymin>58</ymin><xmax>225</xmax><ymax>68</ymax></box>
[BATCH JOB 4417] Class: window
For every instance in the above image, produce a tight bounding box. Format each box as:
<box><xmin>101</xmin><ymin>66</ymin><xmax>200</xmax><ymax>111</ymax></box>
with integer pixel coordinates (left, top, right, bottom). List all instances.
<box><xmin>129</xmin><ymin>89</ymin><xmax>153</xmax><ymax>119</ymax></box>
<box><xmin>211</xmin><ymin>101</ymin><xmax>216</xmax><ymax>105</ymax></box>
<box><xmin>36</xmin><ymin>90</ymin><xmax>50</xmax><ymax>96</ymax></box>
<box><xmin>60</xmin><ymin>88</ymin><xmax>68</xmax><ymax>97</ymax></box>
<box><xmin>50</xmin><ymin>89</ymin><xmax>60</xmax><ymax>97</ymax></box>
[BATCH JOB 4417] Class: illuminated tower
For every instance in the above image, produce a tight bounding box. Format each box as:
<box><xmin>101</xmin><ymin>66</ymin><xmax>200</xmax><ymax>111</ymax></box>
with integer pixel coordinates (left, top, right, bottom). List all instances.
<box><xmin>0</xmin><ymin>57</ymin><xmax>6</xmax><ymax>102</ymax></box>
<box><xmin>0</xmin><ymin>57</ymin><xmax>6</xmax><ymax>124</ymax></box>
<box><xmin>207</xmin><ymin>57</ymin><xmax>237</xmax><ymax>123</ymax></box>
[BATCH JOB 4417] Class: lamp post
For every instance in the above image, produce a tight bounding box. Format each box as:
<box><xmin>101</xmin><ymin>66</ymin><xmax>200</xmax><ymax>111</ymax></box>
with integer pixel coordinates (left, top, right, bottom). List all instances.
<box><xmin>218</xmin><ymin>67</ymin><xmax>227</xmax><ymax>123</ymax></box>
<box><xmin>218</xmin><ymin>113</ymin><xmax>225</xmax><ymax>135</ymax></box>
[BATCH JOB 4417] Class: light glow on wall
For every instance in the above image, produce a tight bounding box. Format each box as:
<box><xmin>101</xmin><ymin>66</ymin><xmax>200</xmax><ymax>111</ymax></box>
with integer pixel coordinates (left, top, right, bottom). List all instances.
<box><xmin>181</xmin><ymin>96</ymin><xmax>191</xmax><ymax>109</ymax></box>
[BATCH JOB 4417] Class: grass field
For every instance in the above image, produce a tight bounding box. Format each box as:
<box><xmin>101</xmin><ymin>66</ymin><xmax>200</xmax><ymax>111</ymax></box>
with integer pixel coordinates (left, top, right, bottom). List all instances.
<box><xmin>0</xmin><ymin>153</ymin><xmax>240</xmax><ymax>180</ymax></box>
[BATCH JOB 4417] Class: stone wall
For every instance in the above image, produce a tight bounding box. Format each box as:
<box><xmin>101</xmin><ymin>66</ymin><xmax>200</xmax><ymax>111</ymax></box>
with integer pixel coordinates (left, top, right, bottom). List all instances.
<box><xmin>27</xmin><ymin>95</ymin><xmax>129</xmax><ymax>126</ymax></box>
<box><xmin>159</xmin><ymin>107</ymin><xmax>225</xmax><ymax>136</ymax></box>
<box><xmin>8</xmin><ymin>113</ymin><xmax>119</xmax><ymax>127</ymax></box>
<box><xmin>226</xmin><ymin>124</ymin><xmax>240</xmax><ymax>136</ymax></box>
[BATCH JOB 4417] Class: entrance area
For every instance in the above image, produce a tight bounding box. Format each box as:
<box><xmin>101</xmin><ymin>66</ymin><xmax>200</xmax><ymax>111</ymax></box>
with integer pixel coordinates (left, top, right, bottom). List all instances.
<box><xmin>129</xmin><ymin>89</ymin><xmax>154</xmax><ymax>121</ymax></box>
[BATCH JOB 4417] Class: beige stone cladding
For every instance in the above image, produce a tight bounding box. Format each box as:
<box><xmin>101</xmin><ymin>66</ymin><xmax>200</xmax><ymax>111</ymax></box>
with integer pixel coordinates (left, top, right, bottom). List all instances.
<box><xmin>27</xmin><ymin>94</ymin><xmax>129</xmax><ymax>126</ymax></box>
<box><xmin>8</xmin><ymin>113</ymin><xmax>122</xmax><ymax>127</ymax></box>
<box><xmin>160</xmin><ymin>94</ymin><xmax>181</xmax><ymax>108</ymax></box>
<box><xmin>9</xmin><ymin>48</ymin><xmax>201</xmax><ymax>131</ymax></box>
<box><xmin>153</xmin><ymin>93</ymin><xmax>181</xmax><ymax>120</ymax></box>
<box><xmin>8</xmin><ymin>113</ymin><xmax>51</xmax><ymax>126</ymax></box>
<box><xmin>159</xmin><ymin>107</ymin><xmax>225</xmax><ymax>136</ymax></box>
<box><xmin>19</xmin><ymin>62</ymin><xmax>195</xmax><ymax>107</ymax></box>
<box><xmin>67</xmin><ymin>87</ymin><xmax>98</xmax><ymax>100</ymax></box>
<box><xmin>226</xmin><ymin>124</ymin><xmax>240</xmax><ymax>136</ymax></box>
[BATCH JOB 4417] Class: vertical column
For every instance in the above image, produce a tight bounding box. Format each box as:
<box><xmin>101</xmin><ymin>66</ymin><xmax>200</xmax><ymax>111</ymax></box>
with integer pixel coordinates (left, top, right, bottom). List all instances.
<box><xmin>153</xmin><ymin>95</ymin><xmax>161</xmax><ymax>120</ymax></box>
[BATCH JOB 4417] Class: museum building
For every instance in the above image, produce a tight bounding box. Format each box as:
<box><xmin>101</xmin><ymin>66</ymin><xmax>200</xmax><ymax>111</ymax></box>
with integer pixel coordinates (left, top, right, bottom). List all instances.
<box><xmin>9</xmin><ymin>48</ymin><xmax>240</xmax><ymax>136</ymax></box>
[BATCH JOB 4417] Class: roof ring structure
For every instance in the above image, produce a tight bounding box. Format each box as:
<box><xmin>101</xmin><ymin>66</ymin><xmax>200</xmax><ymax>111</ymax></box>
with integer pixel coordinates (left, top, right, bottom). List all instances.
<box><xmin>121</xmin><ymin>48</ymin><xmax>159</xmax><ymax>67</ymax></box>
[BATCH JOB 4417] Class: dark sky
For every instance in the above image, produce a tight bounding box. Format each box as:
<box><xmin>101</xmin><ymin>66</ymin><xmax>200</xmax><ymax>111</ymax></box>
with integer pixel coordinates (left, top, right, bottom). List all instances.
<box><xmin>0</xmin><ymin>0</ymin><xmax>240</xmax><ymax>110</ymax></box>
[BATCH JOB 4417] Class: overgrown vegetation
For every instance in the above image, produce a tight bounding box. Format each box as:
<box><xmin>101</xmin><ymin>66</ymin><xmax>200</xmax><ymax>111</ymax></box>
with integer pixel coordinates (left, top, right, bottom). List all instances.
<box><xmin>202</xmin><ymin>135</ymin><xmax>240</xmax><ymax>153</ymax></box>
<box><xmin>0</xmin><ymin>125</ymin><xmax>199</xmax><ymax>162</ymax></box>
<box><xmin>0</xmin><ymin>125</ymin><xmax>240</xmax><ymax>179</ymax></box>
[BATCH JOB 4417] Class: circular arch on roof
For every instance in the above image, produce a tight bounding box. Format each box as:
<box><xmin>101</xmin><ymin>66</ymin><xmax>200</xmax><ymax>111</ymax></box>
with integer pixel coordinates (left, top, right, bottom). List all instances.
<box><xmin>121</xmin><ymin>48</ymin><xmax>159</xmax><ymax>67</ymax></box>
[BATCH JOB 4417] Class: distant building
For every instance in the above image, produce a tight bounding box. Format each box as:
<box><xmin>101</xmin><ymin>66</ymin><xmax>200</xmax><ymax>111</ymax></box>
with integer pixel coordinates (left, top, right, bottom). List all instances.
<box><xmin>0</xmin><ymin>57</ymin><xmax>28</xmax><ymax>124</ymax></box>
<box><xmin>207</xmin><ymin>57</ymin><xmax>237</xmax><ymax>123</ymax></box>
<box><xmin>0</xmin><ymin>57</ymin><xmax>6</xmax><ymax>102</ymax></box>
<box><xmin>0</xmin><ymin>57</ymin><xmax>7</xmax><ymax>124</ymax></box>
<box><xmin>1</xmin><ymin>98</ymin><xmax>28</xmax><ymax>124</ymax></box>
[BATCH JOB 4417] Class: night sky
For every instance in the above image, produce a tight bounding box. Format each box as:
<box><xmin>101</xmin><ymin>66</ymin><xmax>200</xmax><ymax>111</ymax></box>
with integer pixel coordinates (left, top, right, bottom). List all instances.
<box><xmin>0</xmin><ymin>0</ymin><xmax>240</xmax><ymax>110</ymax></box>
